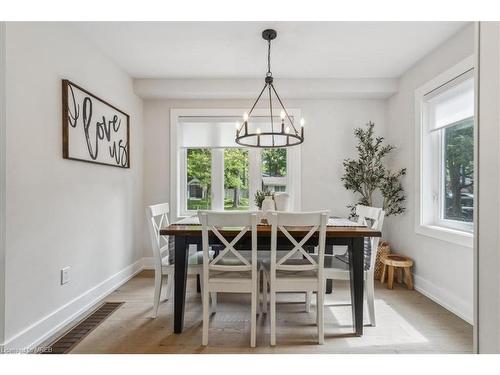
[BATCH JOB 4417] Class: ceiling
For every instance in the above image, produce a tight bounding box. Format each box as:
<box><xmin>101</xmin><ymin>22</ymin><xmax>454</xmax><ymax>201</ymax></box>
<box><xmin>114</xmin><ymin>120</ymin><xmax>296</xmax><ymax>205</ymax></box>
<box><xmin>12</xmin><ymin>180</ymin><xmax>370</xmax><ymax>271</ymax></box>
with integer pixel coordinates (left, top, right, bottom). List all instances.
<box><xmin>73</xmin><ymin>22</ymin><xmax>468</xmax><ymax>79</ymax></box>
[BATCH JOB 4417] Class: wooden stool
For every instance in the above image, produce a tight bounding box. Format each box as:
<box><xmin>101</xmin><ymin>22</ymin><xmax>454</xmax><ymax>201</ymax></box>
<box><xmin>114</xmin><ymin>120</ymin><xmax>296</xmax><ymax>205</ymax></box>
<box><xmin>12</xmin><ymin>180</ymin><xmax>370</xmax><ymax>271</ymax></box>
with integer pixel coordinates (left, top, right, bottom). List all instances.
<box><xmin>380</xmin><ymin>254</ymin><xmax>414</xmax><ymax>290</ymax></box>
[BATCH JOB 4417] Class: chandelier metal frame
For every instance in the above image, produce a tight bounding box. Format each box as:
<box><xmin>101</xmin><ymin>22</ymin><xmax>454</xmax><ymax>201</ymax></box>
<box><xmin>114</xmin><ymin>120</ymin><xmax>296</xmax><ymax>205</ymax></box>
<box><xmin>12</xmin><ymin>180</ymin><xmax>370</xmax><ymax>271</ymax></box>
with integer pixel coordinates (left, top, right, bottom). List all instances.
<box><xmin>235</xmin><ymin>29</ymin><xmax>304</xmax><ymax>148</ymax></box>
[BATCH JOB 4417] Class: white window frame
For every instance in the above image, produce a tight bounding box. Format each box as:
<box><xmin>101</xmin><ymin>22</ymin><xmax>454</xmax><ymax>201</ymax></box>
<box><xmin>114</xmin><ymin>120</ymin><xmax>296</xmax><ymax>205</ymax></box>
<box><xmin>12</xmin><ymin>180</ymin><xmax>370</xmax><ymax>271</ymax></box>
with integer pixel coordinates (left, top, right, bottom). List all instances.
<box><xmin>170</xmin><ymin>108</ymin><xmax>302</xmax><ymax>222</ymax></box>
<box><xmin>414</xmin><ymin>55</ymin><xmax>474</xmax><ymax>247</ymax></box>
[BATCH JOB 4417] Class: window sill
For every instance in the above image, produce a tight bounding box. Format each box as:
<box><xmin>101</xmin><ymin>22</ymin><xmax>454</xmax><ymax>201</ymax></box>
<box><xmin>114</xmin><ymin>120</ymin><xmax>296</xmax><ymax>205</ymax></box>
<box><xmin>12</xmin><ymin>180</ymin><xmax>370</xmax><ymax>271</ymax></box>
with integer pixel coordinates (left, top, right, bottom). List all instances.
<box><xmin>415</xmin><ymin>224</ymin><xmax>473</xmax><ymax>248</ymax></box>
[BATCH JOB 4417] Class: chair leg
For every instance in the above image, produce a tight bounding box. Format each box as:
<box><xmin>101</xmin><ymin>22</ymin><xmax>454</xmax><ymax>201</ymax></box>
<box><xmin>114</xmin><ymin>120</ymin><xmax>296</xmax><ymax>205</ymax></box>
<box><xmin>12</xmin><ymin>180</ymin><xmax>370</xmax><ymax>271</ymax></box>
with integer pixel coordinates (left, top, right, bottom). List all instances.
<box><xmin>196</xmin><ymin>274</ymin><xmax>201</xmax><ymax>293</ymax></box>
<box><xmin>153</xmin><ymin>271</ymin><xmax>163</xmax><ymax>318</ymax></box>
<box><xmin>199</xmin><ymin>271</ymin><xmax>217</xmax><ymax>313</ymax></box>
<box><xmin>165</xmin><ymin>273</ymin><xmax>174</xmax><ymax>302</ymax></box>
<box><xmin>365</xmin><ymin>275</ymin><xmax>376</xmax><ymax>327</ymax></box>
<box><xmin>202</xmin><ymin>283</ymin><xmax>210</xmax><ymax>346</ymax></box>
<box><xmin>270</xmin><ymin>289</ymin><xmax>276</xmax><ymax>346</ymax></box>
<box><xmin>250</xmin><ymin>289</ymin><xmax>257</xmax><ymax>348</ymax></box>
<box><xmin>210</xmin><ymin>292</ymin><xmax>217</xmax><ymax>313</ymax></box>
<box><xmin>199</xmin><ymin>274</ymin><xmax>204</xmax><ymax>305</ymax></box>
<box><xmin>305</xmin><ymin>291</ymin><xmax>312</xmax><ymax>313</ymax></box>
<box><xmin>263</xmin><ymin>272</ymin><xmax>268</xmax><ymax>314</ymax></box>
<box><xmin>257</xmin><ymin>269</ymin><xmax>261</xmax><ymax>315</ymax></box>
<box><xmin>317</xmin><ymin>288</ymin><xmax>324</xmax><ymax>345</ymax></box>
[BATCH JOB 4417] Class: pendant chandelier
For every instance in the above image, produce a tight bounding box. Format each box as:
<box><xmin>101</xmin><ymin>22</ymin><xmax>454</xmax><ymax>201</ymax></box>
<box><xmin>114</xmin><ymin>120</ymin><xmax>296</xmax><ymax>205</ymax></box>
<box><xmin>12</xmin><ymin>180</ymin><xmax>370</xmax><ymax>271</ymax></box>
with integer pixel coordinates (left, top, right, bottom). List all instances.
<box><xmin>235</xmin><ymin>29</ymin><xmax>305</xmax><ymax>148</ymax></box>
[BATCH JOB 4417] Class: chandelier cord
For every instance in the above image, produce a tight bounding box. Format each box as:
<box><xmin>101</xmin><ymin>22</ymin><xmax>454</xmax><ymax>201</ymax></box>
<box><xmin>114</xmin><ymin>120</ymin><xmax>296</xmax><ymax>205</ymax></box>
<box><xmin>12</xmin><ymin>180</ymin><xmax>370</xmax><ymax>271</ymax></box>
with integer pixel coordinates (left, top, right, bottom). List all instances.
<box><xmin>268</xmin><ymin>85</ymin><xmax>275</xmax><ymax>146</ymax></box>
<box><xmin>267</xmin><ymin>39</ymin><xmax>272</xmax><ymax>75</ymax></box>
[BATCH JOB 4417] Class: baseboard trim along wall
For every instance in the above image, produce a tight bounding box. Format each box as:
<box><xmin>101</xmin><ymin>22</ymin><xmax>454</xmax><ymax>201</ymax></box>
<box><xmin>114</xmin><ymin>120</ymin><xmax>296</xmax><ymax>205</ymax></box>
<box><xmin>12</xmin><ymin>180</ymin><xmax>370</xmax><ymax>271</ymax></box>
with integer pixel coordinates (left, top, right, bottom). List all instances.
<box><xmin>3</xmin><ymin>258</ymin><xmax>145</xmax><ymax>351</ymax></box>
<box><xmin>413</xmin><ymin>274</ymin><xmax>473</xmax><ymax>324</ymax></box>
<box><xmin>142</xmin><ymin>256</ymin><xmax>155</xmax><ymax>270</ymax></box>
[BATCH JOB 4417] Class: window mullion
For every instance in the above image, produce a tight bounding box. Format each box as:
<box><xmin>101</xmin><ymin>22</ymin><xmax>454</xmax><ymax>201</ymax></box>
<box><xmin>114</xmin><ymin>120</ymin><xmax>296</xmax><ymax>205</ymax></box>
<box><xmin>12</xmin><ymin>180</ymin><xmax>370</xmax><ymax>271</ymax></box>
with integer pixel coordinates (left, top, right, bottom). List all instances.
<box><xmin>248</xmin><ymin>149</ymin><xmax>261</xmax><ymax>210</ymax></box>
<box><xmin>180</xmin><ymin>148</ymin><xmax>187</xmax><ymax>216</ymax></box>
<box><xmin>211</xmin><ymin>148</ymin><xmax>224</xmax><ymax>211</ymax></box>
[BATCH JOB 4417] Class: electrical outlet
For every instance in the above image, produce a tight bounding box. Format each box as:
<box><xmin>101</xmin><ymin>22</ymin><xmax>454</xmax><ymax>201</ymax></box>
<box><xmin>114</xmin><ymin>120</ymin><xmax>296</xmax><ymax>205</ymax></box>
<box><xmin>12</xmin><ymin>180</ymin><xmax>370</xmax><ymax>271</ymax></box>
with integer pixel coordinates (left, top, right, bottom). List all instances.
<box><xmin>61</xmin><ymin>267</ymin><xmax>70</xmax><ymax>285</ymax></box>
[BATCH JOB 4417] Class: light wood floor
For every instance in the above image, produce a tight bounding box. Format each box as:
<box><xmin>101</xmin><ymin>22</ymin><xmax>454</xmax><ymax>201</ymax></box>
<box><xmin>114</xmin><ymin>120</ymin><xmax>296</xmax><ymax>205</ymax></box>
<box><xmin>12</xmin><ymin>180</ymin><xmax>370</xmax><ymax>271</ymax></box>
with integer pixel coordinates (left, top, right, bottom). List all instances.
<box><xmin>69</xmin><ymin>271</ymin><xmax>472</xmax><ymax>354</ymax></box>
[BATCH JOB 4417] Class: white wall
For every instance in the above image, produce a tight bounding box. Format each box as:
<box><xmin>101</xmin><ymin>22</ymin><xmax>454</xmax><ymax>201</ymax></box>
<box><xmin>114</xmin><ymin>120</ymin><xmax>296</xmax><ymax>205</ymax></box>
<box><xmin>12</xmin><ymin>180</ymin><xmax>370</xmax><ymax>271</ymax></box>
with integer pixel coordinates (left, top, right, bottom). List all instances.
<box><xmin>384</xmin><ymin>24</ymin><xmax>474</xmax><ymax>323</ymax></box>
<box><xmin>143</xmin><ymin>98</ymin><xmax>386</xmax><ymax>254</ymax></box>
<box><xmin>2</xmin><ymin>22</ymin><xmax>144</xmax><ymax>349</ymax></box>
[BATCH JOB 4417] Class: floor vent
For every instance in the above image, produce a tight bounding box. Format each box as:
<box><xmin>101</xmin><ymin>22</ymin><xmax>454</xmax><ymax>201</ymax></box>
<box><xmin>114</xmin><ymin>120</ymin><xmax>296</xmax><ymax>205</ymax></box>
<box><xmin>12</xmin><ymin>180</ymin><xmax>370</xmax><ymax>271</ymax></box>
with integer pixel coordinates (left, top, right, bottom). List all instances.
<box><xmin>43</xmin><ymin>302</ymin><xmax>124</xmax><ymax>354</ymax></box>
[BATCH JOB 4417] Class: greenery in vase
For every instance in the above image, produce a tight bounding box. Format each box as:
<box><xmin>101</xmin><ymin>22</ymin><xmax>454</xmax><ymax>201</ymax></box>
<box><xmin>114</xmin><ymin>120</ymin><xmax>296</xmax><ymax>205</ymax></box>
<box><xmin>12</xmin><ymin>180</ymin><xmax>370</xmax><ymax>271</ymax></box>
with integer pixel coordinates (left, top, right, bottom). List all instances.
<box><xmin>342</xmin><ymin>121</ymin><xmax>406</xmax><ymax>217</ymax></box>
<box><xmin>254</xmin><ymin>189</ymin><xmax>274</xmax><ymax>209</ymax></box>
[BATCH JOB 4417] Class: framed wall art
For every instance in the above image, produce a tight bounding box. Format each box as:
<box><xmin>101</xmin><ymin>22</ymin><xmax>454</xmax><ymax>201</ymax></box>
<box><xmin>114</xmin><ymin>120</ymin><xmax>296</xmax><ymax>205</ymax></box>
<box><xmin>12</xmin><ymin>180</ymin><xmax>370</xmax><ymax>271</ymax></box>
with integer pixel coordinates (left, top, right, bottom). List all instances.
<box><xmin>62</xmin><ymin>79</ymin><xmax>130</xmax><ymax>168</ymax></box>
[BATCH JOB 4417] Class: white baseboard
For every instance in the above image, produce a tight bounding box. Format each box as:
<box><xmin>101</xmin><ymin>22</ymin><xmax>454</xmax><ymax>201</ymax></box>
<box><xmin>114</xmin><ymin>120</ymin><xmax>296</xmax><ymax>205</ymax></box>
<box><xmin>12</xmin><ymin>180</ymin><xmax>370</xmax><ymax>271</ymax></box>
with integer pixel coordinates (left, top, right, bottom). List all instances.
<box><xmin>142</xmin><ymin>256</ymin><xmax>155</xmax><ymax>270</ymax></box>
<box><xmin>413</xmin><ymin>273</ymin><xmax>473</xmax><ymax>324</ymax></box>
<box><xmin>2</xmin><ymin>258</ymin><xmax>145</xmax><ymax>351</ymax></box>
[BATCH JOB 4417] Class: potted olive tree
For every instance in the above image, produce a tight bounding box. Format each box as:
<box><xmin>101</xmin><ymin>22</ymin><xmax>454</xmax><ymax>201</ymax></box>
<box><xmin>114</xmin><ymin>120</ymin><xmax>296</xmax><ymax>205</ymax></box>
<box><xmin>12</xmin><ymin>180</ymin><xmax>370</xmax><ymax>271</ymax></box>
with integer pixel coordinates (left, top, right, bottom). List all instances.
<box><xmin>342</xmin><ymin>121</ymin><xmax>406</xmax><ymax>279</ymax></box>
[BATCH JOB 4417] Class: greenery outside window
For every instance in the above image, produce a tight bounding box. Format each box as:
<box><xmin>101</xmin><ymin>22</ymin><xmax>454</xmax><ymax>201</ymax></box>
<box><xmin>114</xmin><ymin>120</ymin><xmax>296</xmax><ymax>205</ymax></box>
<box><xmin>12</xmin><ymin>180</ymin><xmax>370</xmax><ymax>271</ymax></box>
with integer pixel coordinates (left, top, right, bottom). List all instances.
<box><xmin>261</xmin><ymin>148</ymin><xmax>287</xmax><ymax>193</ymax></box>
<box><xmin>224</xmin><ymin>149</ymin><xmax>249</xmax><ymax>210</ymax></box>
<box><xmin>186</xmin><ymin>149</ymin><xmax>212</xmax><ymax>211</ymax></box>
<box><xmin>442</xmin><ymin>118</ymin><xmax>474</xmax><ymax>224</ymax></box>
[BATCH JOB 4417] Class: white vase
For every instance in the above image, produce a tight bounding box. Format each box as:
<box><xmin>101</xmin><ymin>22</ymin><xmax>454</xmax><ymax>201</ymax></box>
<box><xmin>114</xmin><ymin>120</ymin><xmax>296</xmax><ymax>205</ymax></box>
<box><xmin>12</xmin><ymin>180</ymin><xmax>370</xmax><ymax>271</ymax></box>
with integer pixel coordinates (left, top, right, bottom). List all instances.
<box><xmin>274</xmin><ymin>193</ymin><xmax>290</xmax><ymax>211</ymax></box>
<box><xmin>261</xmin><ymin>195</ymin><xmax>276</xmax><ymax>214</ymax></box>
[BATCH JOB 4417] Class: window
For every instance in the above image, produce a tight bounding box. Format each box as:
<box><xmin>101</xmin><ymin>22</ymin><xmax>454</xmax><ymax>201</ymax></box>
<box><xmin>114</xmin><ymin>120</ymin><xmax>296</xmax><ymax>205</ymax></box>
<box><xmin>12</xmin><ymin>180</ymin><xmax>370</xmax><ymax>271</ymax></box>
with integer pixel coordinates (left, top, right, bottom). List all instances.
<box><xmin>173</xmin><ymin>111</ymin><xmax>301</xmax><ymax>219</ymax></box>
<box><xmin>415</xmin><ymin>57</ymin><xmax>474</xmax><ymax>246</ymax></box>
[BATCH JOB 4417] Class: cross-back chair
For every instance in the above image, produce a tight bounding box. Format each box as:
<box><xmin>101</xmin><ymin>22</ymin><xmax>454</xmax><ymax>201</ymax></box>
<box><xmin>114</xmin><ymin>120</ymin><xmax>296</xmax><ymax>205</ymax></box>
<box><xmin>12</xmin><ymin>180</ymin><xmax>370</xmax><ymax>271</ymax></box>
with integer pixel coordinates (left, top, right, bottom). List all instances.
<box><xmin>262</xmin><ymin>211</ymin><xmax>329</xmax><ymax>345</ymax></box>
<box><xmin>312</xmin><ymin>205</ymin><xmax>385</xmax><ymax>327</ymax></box>
<box><xmin>199</xmin><ymin>211</ymin><xmax>260</xmax><ymax>347</ymax></box>
<box><xmin>147</xmin><ymin>203</ymin><xmax>215</xmax><ymax>318</ymax></box>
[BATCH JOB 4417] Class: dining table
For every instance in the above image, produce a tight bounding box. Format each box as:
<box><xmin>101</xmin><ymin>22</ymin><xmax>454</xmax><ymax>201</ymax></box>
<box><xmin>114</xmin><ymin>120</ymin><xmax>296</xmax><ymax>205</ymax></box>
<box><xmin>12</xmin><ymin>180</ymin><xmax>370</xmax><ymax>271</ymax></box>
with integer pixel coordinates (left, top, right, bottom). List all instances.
<box><xmin>160</xmin><ymin>217</ymin><xmax>381</xmax><ymax>337</ymax></box>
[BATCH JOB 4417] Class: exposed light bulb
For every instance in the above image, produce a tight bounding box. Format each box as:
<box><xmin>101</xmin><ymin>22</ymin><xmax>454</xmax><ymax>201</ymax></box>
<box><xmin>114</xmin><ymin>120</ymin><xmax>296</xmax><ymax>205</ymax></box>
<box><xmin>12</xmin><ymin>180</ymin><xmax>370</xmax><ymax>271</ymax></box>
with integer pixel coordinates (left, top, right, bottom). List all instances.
<box><xmin>256</xmin><ymin>127</ymin><xmax>262</xmax><ymax>135</ymax></box>
<box><xmin>280</xmin><ymin>110</ymin><xmax>286</xmax><ymax>120</ymax></box>
<box><xmin>243</xmin><ymin>112</ymin><xmax>249</xmax><ymax>121</ymax></box>
<box><xmin>235</xmin><ymin>121</ymin><xmax>240</xmax><ymax>130</ymax></box>
<box><xmin>300</xmin><ymin>118</ymin><xmax>305</xmax><ymax>127</ymax></box>
<box><xmin>285</xmin><ymin>126</ymin><xmax>290</xmax><ymax>134</ymax></box>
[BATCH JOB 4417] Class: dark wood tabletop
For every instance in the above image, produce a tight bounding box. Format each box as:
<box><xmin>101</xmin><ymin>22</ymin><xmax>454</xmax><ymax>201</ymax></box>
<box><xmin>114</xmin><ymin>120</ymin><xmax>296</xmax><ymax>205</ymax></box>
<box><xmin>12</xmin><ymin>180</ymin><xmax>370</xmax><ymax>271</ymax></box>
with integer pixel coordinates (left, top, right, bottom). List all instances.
<box><xmin>160</xmin><ymin>224</ymin><xmax>381</xmax><ymax>238</ymax></box>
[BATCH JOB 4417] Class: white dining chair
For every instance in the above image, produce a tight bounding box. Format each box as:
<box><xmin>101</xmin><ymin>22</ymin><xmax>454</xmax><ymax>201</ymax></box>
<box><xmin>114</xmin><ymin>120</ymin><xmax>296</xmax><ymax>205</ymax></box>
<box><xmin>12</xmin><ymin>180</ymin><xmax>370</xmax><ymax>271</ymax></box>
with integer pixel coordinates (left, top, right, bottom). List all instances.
<box><xmin>199</xmin><ymin>211</ymin><xmax>259</xmax><ymax>347</ymax></box>
<box><xmin>147</xmin><ymin>203</ymin><xmax>216</xmax><ymax>318</ymax></box>
<box><xmin>308</xmin><ymin>205</ymin><xmax>385</xmax><ymax>327</ymax></box>
<box><xmin>262</xmin><ymin>211</ymin><xmax>329</xmax><ymax>345</ymax></box>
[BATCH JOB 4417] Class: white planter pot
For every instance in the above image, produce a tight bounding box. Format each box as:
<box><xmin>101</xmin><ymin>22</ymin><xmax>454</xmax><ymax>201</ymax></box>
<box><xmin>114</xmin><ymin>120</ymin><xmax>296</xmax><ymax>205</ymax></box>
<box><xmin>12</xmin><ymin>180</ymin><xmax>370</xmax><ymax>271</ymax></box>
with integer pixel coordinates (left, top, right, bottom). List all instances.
<box><xmin>274</xmin><ymin>193</ymin><xmax>290</xmax><ymax>211</ymax></box>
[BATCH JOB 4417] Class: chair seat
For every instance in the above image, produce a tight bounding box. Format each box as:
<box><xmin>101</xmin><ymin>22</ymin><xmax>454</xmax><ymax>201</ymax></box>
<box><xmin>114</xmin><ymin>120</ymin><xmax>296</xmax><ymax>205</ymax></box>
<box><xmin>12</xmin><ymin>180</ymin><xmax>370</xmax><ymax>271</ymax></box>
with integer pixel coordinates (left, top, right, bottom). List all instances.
<box><xmin>209</xmin><ymin>270</ymin><xmax>253</xmax><ymax>282</ymax></box>
<box><xmin>212</xmin><ymin>256</ymin><xmax>249</xmax><ymax>267</ymax></box>
<box><xmin>261</xmin><ymin>258</ymin><xmax>318</xmax><ymax>279</ymax></box>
